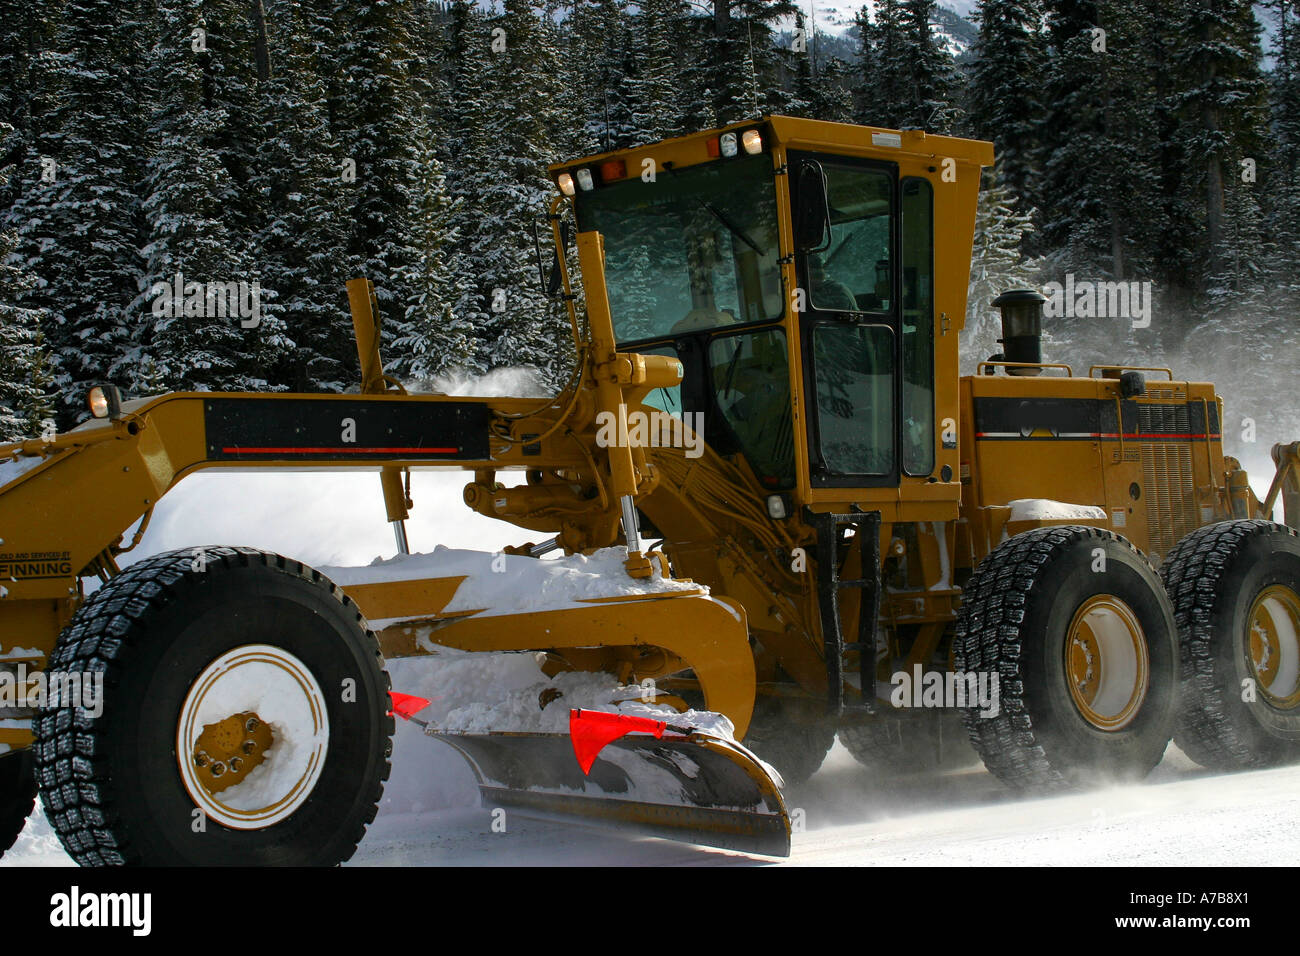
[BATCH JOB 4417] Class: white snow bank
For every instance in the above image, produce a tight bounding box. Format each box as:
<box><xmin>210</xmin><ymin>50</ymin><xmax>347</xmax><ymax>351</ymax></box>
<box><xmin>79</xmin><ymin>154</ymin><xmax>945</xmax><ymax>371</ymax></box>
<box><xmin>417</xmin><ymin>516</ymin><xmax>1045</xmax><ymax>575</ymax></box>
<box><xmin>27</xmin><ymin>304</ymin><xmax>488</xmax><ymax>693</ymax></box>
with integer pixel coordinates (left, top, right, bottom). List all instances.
<box><xmin>118</xmin><ymin>470</ymin><xmax>519</xmax><ymax>572</ymax></box>
<box><xmin>0</xmin><ymin>454</ymin><xmax>44</xmax><ymax>488</ymax></box>
<box><xmin>1006</xmin><ymin>498</ymin><xmax>1107</xmax><ymax>522</ymax></box>
<box><xmin>414</xmin><ymin>366</ymin><xmax>550</xmax><ymax>399</ymax></box>
<box><xmin>323</xmin><ymin>545</ymin><xmax>701</xmax><ymax>623</ymax></box>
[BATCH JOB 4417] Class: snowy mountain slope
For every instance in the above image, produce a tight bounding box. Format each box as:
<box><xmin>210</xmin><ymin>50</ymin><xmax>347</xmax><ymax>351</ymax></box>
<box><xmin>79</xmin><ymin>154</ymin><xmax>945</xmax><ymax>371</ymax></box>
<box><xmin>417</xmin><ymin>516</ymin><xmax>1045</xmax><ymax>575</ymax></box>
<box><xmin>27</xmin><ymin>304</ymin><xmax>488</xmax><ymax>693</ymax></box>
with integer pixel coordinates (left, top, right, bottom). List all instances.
<box><xmin>777</xmin><ymin>1</ymin><xmax>978</xmax><ymax>57</ymax></box>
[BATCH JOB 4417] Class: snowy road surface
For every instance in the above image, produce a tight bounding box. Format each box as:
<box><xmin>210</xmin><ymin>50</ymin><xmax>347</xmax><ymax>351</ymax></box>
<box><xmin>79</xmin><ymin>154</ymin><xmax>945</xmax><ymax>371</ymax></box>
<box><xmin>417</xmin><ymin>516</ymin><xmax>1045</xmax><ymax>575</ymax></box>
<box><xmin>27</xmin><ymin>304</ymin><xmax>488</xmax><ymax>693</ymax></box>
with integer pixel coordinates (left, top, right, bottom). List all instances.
<box><xmin>7</xmin><ymin>729</ymin><xmax>1297</xmax><ymax>867</ymax></box>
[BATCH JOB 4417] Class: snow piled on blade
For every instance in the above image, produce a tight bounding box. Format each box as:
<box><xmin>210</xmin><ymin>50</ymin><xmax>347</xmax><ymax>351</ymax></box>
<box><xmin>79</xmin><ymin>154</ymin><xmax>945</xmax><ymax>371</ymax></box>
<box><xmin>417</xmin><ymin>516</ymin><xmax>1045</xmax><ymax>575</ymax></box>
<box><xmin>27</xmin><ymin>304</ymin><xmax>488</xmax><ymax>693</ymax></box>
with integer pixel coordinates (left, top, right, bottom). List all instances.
<box><xmin>1007</xmin><ymin>498</ymin><xmax>1108</xmax><ymax>522</ymax></box>
<box><xmin>323</xmin><ymin>545</ymin><xmax>700</xmax><ymax>622</ymax></box>
<box><xmin>387</xmin><ymin>646</ymin><xmax>736</xmax><ymax>740</ymax></box>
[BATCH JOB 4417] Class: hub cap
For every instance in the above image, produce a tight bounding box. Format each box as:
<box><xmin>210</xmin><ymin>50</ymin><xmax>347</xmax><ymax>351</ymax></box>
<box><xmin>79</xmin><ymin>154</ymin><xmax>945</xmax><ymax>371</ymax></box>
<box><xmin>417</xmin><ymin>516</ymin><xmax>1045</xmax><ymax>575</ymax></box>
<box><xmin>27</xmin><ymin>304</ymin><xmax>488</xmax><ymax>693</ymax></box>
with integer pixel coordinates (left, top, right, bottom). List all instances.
<box><xmin>177</xmin><ymin>645</ymin><xmax>329</xmax><ymax>830</ymax></box>
<box><xmin>1247</xmin><ymin>585</ymin><xmax>1300</xmax><ymax>709</ymax></box>
<box><xmin>1065</xmin><ymin>595</ymin><xmax>1149</xmax><ymax>731</ymax></box>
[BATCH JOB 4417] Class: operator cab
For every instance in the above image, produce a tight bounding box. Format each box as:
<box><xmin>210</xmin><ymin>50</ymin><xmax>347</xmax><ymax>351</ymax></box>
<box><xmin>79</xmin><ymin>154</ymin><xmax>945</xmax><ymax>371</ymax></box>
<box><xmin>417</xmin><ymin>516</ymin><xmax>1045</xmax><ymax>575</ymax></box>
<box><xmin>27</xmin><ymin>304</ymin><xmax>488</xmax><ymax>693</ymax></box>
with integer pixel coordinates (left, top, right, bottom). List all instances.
<box><xmin>565</xmin><ymin>118</ymin><xmax>945</xmax><ymax>498</ymax></box>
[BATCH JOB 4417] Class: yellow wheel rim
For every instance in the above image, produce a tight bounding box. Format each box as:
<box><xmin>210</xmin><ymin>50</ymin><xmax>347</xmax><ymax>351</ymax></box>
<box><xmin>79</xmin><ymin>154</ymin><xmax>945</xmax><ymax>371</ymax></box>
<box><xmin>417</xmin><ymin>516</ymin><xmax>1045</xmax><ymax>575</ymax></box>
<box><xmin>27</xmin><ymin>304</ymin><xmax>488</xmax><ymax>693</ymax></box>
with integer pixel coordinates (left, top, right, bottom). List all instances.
<box><xmin>1247</xmin><ymin>585</ymin><xmax>1300</xmax><ymax>709</ymax></box>
<box><xmin>1065</xmin><ymin>595</ymin><xmax>1149</xmax><ymax>731</ymax></box>
<box><xmin>176</xmin><ymin>645</ymin><xmax>329</xmax><ymax>830</ymax></box>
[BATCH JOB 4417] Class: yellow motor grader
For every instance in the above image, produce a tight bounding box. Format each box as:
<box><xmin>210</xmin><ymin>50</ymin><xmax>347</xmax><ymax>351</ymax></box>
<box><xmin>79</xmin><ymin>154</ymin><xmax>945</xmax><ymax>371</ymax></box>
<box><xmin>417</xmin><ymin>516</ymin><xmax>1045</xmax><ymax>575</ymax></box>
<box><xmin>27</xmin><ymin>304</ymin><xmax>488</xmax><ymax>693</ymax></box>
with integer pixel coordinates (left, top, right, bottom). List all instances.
<box><xmin>3</xmin><ymin>116</ymin><xmax>1300</xmax><ymax>864</ymax></box>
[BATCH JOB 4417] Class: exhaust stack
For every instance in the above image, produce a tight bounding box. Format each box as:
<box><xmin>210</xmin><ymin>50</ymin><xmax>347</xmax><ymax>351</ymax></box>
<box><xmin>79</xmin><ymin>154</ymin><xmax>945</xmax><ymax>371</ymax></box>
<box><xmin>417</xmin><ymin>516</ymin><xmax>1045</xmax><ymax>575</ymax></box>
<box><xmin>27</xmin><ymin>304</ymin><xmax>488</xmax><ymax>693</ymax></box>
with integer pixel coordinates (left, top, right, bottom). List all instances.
<box><xmin>992</xmin><ymin>288</ymin><xmax>1047</xmax><ymax>376</ymax></box>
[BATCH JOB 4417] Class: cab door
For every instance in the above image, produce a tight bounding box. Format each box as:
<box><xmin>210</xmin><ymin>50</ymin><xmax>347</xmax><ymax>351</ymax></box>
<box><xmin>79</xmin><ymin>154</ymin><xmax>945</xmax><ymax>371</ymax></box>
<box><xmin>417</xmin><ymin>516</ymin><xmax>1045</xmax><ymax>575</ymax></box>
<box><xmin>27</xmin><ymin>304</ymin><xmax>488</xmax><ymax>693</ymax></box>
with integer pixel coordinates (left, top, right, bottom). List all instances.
<box><xmin>789</xmin><ymin>152</ymin><xmax>901</xmax><ymax>490</ymax></box>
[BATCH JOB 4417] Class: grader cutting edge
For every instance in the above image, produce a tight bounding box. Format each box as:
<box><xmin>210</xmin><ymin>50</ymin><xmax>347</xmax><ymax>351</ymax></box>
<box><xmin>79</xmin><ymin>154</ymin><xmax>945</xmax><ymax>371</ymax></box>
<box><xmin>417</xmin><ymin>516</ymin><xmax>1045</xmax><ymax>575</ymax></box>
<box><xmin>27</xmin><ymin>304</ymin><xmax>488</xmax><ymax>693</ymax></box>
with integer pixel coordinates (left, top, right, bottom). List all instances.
<box><xmin>4</xmin><ymin>115</ymin><xmax>1300</xmax><ymax>866</ymax></box>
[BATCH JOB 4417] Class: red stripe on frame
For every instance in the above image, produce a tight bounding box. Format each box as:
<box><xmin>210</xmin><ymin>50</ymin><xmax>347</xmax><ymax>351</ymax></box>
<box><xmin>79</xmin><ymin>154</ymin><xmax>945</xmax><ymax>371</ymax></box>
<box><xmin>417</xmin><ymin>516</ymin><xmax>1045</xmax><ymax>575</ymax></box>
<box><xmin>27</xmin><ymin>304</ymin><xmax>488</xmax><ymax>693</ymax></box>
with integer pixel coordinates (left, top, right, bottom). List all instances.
<box><xmin>975</xmin><ymin>432</ymin><xmax>1220</xmax><ymax>440</ymax></box>
<box><xmin>222</xmin><ymin>446</ymin><xmax>460</xmax><ymax>455</ymax></box>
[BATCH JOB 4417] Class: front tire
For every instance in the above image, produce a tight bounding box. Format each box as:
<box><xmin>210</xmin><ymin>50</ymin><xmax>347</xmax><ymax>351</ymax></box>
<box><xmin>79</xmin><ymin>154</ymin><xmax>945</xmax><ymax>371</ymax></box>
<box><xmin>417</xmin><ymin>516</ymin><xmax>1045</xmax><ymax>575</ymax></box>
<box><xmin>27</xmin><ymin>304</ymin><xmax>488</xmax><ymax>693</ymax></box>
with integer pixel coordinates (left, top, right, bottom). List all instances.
<box><xmin>0</xmin><ymin>751</ymin><xmax>35</xmax><ymax>856</ymax></box>
<box><xmin>1160</xmin><ymin>520</ymin><xmax>1300</xmax><ymax>769</ymax></box>
<box><xmin>954</xmin><ymin>526</ymin><xmax>1178</xmax><ymax>791</ymax></box>
<box><xmin>33</xmin><ymin>547</ymin><xmax>393</xmax><ymax>866</ymax></box>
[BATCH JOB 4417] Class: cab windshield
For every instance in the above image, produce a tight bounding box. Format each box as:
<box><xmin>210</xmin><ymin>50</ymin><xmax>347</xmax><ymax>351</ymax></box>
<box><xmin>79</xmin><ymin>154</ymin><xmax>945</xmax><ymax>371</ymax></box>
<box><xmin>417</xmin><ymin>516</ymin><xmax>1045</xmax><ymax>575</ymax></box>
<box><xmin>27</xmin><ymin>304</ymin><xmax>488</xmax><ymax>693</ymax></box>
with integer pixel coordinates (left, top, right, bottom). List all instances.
<box><xmin>574</xmin><ymin>153</ymin><xmax>783</xmax><ymax>343</ymax></box>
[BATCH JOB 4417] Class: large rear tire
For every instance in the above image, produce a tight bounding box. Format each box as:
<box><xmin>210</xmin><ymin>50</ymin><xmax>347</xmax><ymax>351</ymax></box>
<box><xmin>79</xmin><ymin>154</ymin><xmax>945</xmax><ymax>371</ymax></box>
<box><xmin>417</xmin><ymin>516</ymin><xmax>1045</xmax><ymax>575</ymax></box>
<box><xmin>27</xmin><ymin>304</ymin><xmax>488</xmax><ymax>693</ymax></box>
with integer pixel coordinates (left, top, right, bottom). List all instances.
<box><xmin>954</xmin><ymin>526</ymin><xmax>1178</xmax><ymax>791</ymax></box>
<box><xmin>0</xmin><ymin>751</ymin><xmax>35</xmax><ymax>856</ymax></box>
<box><xmin>1160</xmin><ymin>519</ymin><xmax>1300</xmax><ymax>769</ymax></box>
<box><xmin>33</xmin><ymin>547</ymin><xmax>393</xmax><ymax>866</ymax></box>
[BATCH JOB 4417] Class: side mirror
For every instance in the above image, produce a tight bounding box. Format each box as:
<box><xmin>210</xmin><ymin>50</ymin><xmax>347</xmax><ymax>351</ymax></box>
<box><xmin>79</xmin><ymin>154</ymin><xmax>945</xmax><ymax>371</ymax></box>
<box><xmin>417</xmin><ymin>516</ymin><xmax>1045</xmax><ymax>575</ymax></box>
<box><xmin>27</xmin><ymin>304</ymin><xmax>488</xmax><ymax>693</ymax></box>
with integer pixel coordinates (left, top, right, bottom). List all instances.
<box><xmin>794</xmin><ymin>161</ymin><xmax>831</xmax><ymax>253</ymax></box>
<box><xmin>532</xmin><ymin>218</ymin><xmax>571</xmax><ymax>299</ymax></box>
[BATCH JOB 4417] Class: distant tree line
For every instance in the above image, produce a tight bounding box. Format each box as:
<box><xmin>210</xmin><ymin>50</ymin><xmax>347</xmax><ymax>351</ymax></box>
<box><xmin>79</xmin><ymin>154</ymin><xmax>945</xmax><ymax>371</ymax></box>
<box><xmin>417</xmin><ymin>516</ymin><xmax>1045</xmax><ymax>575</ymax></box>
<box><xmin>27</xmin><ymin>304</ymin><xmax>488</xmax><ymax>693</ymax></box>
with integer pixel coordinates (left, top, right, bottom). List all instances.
<box><xmin>0</xmin><ymin>0</ymin><xmax>1294</xmax><ymax>449</ymax></box>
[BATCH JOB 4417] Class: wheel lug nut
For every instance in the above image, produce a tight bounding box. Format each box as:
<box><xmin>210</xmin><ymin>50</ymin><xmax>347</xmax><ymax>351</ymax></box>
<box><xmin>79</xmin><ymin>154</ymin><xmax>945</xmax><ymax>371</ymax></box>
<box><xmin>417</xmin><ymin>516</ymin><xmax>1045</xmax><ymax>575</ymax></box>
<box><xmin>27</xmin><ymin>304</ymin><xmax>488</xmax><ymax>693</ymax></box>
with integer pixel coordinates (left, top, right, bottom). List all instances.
<box><xmin>242</xmin><ymin>740</ymin><xmax>257</xmax><ymax>754</ymax></box>
<box><xmin>245</xmin><ymin>717</ymin><xmax>259</xmax><ymax>732</ymax></box>
<box><xmin>194</xmin><ymin>752</ymin><xmax>209</xmax><ymax>768</ymax></box>
<box><xmin>210</xmin><ymin>761</ymin><xmax>227</xmax><ymax>777</ymax></box>
<box><xmin>229</xmin><ymin>757</ymin><xmax>243</xmax><ymax>772</ymax></box>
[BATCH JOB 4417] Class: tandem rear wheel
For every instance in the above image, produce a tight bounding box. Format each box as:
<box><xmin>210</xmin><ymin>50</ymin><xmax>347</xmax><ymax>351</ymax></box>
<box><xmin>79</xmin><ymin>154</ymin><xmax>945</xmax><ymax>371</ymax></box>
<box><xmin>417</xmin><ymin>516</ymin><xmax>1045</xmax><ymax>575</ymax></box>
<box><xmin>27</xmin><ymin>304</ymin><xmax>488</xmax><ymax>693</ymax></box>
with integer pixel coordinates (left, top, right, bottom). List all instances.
<box><xmin>32</xmin><ymin>547</ymin><xmax>393</xmax><ymax>866</ymax></box>
<box><xmin>954</xmin><ymin>526</ymin><xmax>1179</xmax><ymax>791</ymax></box>
<box><xmin>1161</xmin><ymin>520</ymin><xmax>1300</xmax><ymax>769</ymax></box>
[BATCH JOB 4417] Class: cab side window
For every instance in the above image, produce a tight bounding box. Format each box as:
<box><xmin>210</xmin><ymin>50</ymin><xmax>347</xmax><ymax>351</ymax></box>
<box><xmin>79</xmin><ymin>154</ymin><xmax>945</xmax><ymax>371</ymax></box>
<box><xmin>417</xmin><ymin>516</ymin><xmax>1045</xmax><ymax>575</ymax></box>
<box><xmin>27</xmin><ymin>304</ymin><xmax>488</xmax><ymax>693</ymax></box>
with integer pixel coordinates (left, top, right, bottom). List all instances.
<box><xmin>809</xmin><ymin>165</ymin><xmax>893</xmax><ymax>315</ymax></box>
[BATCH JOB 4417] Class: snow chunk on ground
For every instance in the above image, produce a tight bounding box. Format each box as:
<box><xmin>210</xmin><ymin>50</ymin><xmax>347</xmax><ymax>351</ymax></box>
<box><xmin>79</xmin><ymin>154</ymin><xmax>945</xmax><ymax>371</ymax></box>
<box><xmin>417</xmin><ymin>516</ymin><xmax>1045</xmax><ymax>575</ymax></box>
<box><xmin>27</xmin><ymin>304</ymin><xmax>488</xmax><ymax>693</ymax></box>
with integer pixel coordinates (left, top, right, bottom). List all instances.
<box><xmin>324</xmin><ymin>546</ymin><xmax>701</xmax><ymax>623</ymax></box>
<box><xmin>1007</xmin><ymin>498</ymin><xmax>1108</xmax><ymax>522</ymax></box>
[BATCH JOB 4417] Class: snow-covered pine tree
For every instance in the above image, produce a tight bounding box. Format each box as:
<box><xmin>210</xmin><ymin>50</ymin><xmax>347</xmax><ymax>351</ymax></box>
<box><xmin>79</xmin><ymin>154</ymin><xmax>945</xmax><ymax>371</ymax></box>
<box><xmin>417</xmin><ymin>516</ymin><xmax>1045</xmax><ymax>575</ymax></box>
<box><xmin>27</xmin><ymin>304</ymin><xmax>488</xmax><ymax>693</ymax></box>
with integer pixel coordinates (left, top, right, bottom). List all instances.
<box><xmin>707</xmin><ymin>0</ymin><xmax>798</xmax><ymax>125</ymax></box>
<box><xmin>0</xmin><ymin>124</ymin><xmax>54</xmax><ymax>441</ymax></box>
<box><xmin>249</xmin><ymin>0</ymin><xmax>361</xmax><ymax>392</ymax></box>
<box><xmin>328</xmin><ymin>0</ymin><xmax>424</xmax><ymax>323</ymax></box>
<box><xmin>569</xmin><ymin>0</ymin><xmax>639</xmax><ymax>152</ymax></box>
<box><xmin>1262</xmin><ymin>0</ymin><xmax>1300</xmax><ymax>301</ymax></box>
<box><xmin>474</xmin><ymin>0</ymin><xmax>575</xmax><ymax>381</ymax></box>
<box><xmin>851</xmin><ymin>5</ymin><xmax>882</xmax><ymax>123</ymax></box>
<box><xmin>629</xmin><ymin>0</ymin><xmax>690</xmax><ymax>142</ymax></box>
<box><xmin>387</xmin><ymin>11</ymin><xmax>478</xmax><ymax>383</ymax></box>
<box><xmin>0</xmin><ymin>0</ymin><xmax>60</xmax><ymax>209</ymax></box>
<box><xmin>855</xmin><ymin>0</ymin><xmax>911</xmax><ymax>127</ymax></box>
<box><xmin>4</xmin><ymin>0</ymin><xmax>150</xmax><ymax>421</ymax></box>
<box><xmin>962</xmin><ymin>166</ymin><xmax>1044</xmax><ymax>373</ymax></box>
<box><xmin>1170</xmin><ymin>0</ymin><xmax>1269</xmax><ymax>288</ymax></box>
<box><xmin>967</xmin><ymin>0</ymin><xmax>1045</xmax><ymax>208</ymax></box>
<box><xmin>135</xmin><ymin>0</ymin><xmax>284</xmax><ymax>394</ymax></box>
<box><xmin>896</xmin><ymin>0</ymin><xmax>962</xmax><ymax>131</ymax></box>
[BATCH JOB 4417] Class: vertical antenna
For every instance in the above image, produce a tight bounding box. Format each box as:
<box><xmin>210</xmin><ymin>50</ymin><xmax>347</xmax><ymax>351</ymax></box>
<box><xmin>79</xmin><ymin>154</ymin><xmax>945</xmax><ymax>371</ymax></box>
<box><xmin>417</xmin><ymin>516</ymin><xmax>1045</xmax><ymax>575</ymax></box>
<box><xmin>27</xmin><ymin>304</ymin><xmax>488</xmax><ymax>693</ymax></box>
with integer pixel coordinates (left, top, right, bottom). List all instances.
<box><xmin>810</xmin><ymin>0</ymin><xmax>817</xmax><ymax>79</ymax></box>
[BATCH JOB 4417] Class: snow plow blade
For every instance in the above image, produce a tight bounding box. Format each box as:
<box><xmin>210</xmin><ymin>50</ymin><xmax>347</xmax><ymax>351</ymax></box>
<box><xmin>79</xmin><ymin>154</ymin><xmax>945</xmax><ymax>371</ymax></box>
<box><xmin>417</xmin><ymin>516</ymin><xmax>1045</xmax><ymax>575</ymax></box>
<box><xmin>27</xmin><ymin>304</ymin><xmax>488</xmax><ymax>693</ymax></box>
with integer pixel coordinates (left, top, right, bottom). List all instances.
<box><xmin>431</xmin><ymin>730</ymin><xmax>791</xmax><ymax>857</ymax></box>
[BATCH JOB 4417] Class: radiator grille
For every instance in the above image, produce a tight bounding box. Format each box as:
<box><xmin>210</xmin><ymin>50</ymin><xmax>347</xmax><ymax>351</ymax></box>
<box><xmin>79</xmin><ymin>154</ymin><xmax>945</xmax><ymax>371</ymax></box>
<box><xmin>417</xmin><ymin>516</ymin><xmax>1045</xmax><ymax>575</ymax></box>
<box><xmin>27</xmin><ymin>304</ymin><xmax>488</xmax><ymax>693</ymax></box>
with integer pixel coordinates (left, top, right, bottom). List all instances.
<box><xmin>1139</xmin><ymin>398</ymin><xmax>1197</xmax><ymax>563</ymax></box>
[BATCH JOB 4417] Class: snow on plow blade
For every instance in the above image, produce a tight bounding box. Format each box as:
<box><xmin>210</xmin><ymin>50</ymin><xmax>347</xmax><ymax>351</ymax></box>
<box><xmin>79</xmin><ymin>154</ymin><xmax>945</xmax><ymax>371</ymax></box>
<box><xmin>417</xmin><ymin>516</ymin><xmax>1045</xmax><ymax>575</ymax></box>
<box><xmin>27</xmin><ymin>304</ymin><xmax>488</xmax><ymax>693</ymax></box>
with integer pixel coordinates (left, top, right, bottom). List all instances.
<box><xmin>431</xmin><ymin>729</ymin><xmax>791</xmax><ymax>857</ymax></box>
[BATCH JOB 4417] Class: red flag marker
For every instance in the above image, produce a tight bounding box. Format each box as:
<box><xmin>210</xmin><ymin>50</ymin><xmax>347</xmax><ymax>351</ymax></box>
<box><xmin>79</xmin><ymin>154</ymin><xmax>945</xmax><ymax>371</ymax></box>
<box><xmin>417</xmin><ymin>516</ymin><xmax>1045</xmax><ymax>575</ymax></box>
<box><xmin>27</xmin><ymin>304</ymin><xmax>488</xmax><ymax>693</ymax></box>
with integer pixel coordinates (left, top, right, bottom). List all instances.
<box><xmin>388</xmin><ymin>692</ymin><xmax>432</xmax><ymax>725</ymax></box>
<box><xmin>570</xmin><ymin>709</ymin><xmax>693</xmax><ymax>774</ymax></box>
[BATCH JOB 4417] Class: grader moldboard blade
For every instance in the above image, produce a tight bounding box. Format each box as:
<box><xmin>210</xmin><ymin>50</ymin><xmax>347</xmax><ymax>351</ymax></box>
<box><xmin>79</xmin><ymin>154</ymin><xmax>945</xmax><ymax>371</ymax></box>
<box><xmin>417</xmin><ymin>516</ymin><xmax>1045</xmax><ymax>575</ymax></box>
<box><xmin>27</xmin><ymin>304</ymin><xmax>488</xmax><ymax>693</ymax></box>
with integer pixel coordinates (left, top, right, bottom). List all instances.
<box><xmin>429</xmin><ymin>709</ymin><xmax>791</xmax><ymax>857</ymax></box>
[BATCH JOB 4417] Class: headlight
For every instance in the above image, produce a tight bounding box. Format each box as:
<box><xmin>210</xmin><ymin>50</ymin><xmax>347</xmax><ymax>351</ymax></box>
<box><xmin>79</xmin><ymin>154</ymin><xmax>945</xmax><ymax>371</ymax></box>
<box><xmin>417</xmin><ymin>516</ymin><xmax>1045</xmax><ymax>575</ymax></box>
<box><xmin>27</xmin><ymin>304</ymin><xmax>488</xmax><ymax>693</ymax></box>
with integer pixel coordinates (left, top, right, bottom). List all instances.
<box><xmin>88</xmin><ymin>384</ymin><xmax>122</xmax><ymax>420</ymax></box>
<box><xmin>741</xmin><ymin>129</ymin><xmax>763</xmax><ymax>155</ymax></box>
<box><xmin>720</xmin><ymin>132</ymin><xmax>738</xmax><ymax>157</ymax></box>
<box><xmin>557</xmin><ymin>172</ymin><xmax>576</xmax><ymax>196</ymax></box>
<box><xmin>576</xmin><ymin>168</ymin><xmax>594</xmax><ymax>191</ymax></box>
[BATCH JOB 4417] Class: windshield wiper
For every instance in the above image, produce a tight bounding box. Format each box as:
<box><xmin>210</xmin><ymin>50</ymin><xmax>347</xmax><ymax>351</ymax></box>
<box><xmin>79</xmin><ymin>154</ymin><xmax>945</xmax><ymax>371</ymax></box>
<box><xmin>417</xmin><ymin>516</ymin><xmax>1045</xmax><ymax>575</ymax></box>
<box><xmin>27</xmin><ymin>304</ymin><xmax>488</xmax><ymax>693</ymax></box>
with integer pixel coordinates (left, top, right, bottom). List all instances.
<box><xmin>663</xmin><ymin>162</ymin><xmax>763</xmax><ymax>255</ymax></box>
<box><xmin>703</xmin><ymin>200</ymin><xmax>762</xmax><ymax>255</ymax></box>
